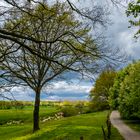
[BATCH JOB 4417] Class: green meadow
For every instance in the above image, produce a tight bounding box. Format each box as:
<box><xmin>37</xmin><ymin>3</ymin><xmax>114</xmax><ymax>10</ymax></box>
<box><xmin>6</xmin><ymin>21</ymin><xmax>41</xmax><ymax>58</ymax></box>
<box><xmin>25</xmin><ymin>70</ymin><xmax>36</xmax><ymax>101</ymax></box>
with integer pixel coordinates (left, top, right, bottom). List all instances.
<box><xmin>0</xmin><ymin>103</ymin><xmax>123</xmax><ymax>140</ymax></box>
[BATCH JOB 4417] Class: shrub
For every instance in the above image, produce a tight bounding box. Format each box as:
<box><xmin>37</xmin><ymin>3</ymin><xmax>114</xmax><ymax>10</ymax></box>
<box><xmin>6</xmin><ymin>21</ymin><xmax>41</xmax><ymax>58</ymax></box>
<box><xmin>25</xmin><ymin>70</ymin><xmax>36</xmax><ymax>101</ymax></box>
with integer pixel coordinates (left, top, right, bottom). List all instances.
<box><xmin>61</xmin><ymin>106</ymin><xmax>79</xmax><ymax>117</ymax></box>
<box><xmin>75</xmin><ymin>102</ymin><xmax>84</xmax><ymax>113</ymax></box>
<box><xmin>89</xmin><ymin>98</ymin><xmax>109</xmax><ymax>112</ymax></box>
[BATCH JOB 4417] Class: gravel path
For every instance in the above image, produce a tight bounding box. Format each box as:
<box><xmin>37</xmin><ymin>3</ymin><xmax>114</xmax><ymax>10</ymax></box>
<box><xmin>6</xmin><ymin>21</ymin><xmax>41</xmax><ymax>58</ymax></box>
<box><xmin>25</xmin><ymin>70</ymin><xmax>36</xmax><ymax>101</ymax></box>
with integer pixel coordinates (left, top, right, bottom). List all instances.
<box><xmin>110</xmin><ymin>111</ymin><xmax>140</xmax><ymax>140</ymax></box>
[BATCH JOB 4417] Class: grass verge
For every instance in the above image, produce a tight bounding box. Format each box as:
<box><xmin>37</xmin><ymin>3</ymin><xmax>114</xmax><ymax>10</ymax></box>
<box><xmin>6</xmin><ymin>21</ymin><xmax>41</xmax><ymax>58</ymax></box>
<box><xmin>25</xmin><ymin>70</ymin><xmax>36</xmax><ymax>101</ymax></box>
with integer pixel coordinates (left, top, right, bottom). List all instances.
<box><xmin>124</xmin><ymin>119</ymin><xmax>140</xmax><ymax>132</ymax></box>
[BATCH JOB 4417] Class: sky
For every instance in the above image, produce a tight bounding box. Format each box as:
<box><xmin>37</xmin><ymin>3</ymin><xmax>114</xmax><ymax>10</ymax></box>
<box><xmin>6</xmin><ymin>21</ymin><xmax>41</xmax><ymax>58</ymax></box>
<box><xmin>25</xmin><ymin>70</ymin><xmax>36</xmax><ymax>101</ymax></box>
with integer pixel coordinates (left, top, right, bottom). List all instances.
<box><xmin>1</xmin><ymin>0</ymin><xmax>140</xmax><ymax>101</ymax></box>
<box><xmin>2</xmin><ymin>80</ymin><xmax>92</xmax><ymax>101</ymax></box>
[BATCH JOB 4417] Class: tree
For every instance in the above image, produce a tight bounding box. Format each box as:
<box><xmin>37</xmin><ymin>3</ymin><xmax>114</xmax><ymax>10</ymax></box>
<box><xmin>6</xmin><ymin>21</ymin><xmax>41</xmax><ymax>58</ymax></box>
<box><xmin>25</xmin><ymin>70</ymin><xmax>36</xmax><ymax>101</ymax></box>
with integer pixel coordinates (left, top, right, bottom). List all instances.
<box><xmin>0</xmin><ymin>0</ymin><xmax>131</xmax><ymax>62</ymax></box>
<box><xmin>0</xmin><ymin>2</ymin><xmax>111</xmax><ymax>132</ymax></box>
<box><xmin>90</xmin><ymin>67</ymin><xmax>116</xmax><ymax>111</ymax></box>
<box><xmin>118</xmin><ymin>61</ymin><xmax>140</xmax><ymax>119</ymax></box>
<box><xmin>0</xmin><ymin>0</ymin><xmax>109</xmax><ymax>62</ymax></box>
<box><xmin>109</xmin><ymin>61</ymin><xmax>140</xmax><ymax>119</ymax></box>
<box><xmin>126</xmin><ymin>0</ymin><xmax>140</xmax><ymax>38</ymax></box>
<box><xmin>108</xmin><ymin>66</ymin><xmax>129</xmax><ymax>109</ymax></box>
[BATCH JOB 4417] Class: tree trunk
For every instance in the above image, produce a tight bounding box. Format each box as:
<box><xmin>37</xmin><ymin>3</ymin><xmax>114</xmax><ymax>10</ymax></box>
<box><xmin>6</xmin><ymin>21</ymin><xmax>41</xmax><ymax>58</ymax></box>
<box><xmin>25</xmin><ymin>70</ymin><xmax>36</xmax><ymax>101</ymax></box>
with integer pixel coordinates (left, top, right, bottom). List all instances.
<box><xmin>33</xmin><ymin>89</ymin><xmax>41</xmax><ymax>132</ymax></box>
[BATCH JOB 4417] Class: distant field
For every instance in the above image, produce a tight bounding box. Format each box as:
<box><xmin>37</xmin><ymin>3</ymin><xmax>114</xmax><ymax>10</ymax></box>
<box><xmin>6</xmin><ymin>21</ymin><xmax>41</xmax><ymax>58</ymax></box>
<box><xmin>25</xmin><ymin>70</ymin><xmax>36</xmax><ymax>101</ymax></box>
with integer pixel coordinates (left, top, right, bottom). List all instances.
<box><xmin>0</xmin><ymin>107</ymin><xmax>123</xmax><ymax>140</ymax></box>
<box><xmin>0</xmin><ymin>106</ymin><xmax>59</xmax><ymax>125</ymax></box>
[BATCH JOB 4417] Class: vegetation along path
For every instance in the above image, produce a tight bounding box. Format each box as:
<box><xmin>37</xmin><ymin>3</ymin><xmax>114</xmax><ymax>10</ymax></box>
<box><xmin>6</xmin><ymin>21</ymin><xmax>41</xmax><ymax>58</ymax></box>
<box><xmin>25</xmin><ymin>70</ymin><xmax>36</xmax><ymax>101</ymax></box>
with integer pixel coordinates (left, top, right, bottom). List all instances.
<box><xmin>110</xmin><ymin>111</ymin><xmax>140</xmax><ymax>140</ymax></box>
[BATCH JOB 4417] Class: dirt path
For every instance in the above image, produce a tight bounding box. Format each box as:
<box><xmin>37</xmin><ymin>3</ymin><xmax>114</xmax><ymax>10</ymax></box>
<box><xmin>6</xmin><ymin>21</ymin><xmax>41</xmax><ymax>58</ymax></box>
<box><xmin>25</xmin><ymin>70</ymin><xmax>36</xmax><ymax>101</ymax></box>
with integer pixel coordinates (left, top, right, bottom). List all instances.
<box><xmin>110</xmin><ymin>111</ymin><xmax>140</xmax><ymax>140</ymax></box>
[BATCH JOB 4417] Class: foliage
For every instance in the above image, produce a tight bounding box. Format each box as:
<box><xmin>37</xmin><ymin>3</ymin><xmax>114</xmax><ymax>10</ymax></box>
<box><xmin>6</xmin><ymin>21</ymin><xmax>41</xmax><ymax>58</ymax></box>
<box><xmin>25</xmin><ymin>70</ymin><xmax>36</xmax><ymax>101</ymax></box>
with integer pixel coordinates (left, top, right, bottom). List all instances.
<box><xmin>118</xmin><ymin>61</ymin><xmax>140</xmax><ymax>119</ymax></box>
<box><xmin>126</xmin><ymin>0</ymin><xmax>140</xmax><ymax>38</ymax></box>
<box><xmin>109</xmin><ymin>61</ymin><xmax>140</xmax><ymax>119</ymax></box>
<box><xmin>60</xmin><ymin>106</ymin><xmax>79</xmax><ymax>117</ymax></box>
<box><xmin>60</xmin><ymin>101</ymin><xmax>89</xmax><ymax>116</ymax></box>
<box><xmin>60</xmin><ymin>100</ymin><xmax>72</xmax><ymax>106</ymax></box>
<box><xmin>108</xmin><ymin>66</ymin><xmax>129</xmax><ymax>109</ymax></box>
<box><xmin>75</xmin><ymin>101</ymin><xmax>85</xmax><ymax>113</ymax></box>
<box><xmin>89</xmin><ymin>98</ymin><xmax>109</xmax><ymax>112</ymax></box>
<box><xmin>90</xmin><ymin>68</ymin><xmax>116</xmax><ymax>111</ymax></box>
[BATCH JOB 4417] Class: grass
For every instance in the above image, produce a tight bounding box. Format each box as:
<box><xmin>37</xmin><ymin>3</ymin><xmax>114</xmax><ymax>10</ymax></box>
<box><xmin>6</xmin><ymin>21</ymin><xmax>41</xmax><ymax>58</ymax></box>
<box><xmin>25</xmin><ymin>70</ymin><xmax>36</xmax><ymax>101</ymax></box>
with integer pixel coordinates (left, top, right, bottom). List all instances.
<box><xmin>0</xmin><ymin>109</ymin><xmax>124</xmax><ymax>140</ymax></box>
<box><xmin>0</xmin><ymin>125</ymin><xmax>31</xmax><ymax>140</ymax></box>
<box><xmin>0</xmin><ymin>106</ymin><xmax>59</xmax><ymax>124</ymax></box>
<box><xmin>124</xmin><ymin>119</ymin><xmax>140</xmax><ymax>132</ymax></box>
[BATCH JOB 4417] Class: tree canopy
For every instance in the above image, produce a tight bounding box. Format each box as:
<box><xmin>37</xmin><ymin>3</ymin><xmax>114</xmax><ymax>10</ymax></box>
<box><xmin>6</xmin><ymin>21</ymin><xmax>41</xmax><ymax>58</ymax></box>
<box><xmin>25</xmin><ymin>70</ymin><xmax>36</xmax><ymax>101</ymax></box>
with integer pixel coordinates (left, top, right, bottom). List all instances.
<box><xmin>0</xmin><ymin>0</ymin><xmax>109</xmax><ymax>63</ymax></box>
<box><xmin>90</xmin><ymin>67</ymin><xmax>116</xmax><ymax>111</ymax></box>
<box><xmin>109</xmin><ymin>61</ymin><xmax>140</xmax><ymax>119</ymax></box>
<box><xmin>119</xmin><ymin>61</ymin><xmax>140</xmax><ymax>119</ymax></box>
<box><xmin>109</xmin><ymin>66</ymin><xmax>129</xmax><ymax>109</ymax></box>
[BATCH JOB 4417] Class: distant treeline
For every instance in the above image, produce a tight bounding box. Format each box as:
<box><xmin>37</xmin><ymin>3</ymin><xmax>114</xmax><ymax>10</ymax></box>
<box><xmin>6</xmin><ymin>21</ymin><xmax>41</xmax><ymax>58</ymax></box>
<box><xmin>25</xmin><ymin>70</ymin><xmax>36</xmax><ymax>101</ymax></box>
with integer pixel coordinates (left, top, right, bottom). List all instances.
<box><xmin>0</xmin><ymin>100</ymin><xmax>89</xmax><ymax>110</ymax></box>
<box><xmin>0</xmin><ymin>101</ymin><xmax>25</xmax><ymax>109</ymax></box>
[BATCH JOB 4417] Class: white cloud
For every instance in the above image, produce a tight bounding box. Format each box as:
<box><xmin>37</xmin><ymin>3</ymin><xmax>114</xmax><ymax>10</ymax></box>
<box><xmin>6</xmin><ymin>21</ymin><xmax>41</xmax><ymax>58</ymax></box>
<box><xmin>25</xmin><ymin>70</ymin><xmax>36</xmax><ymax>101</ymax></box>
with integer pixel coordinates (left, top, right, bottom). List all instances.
<box><xmin>104</xmin><ymin>5</ymin><xmax>140</xmax><ymax>61</ymax></box>
<box><xmin>1</xmin><ymin>86</ymin><xmax>35</xmax><ymax>101</ymax></box>
<box><xmin>46</xmin><ymin>95</ymin><xmax>89</xmax><ymax>101</ymax></box>
<box><xmin>45</xmin><ymin>81</ymin><xmax>92</xmax><ymax>94</ymax></box>
<box><xmin>1</xmin><ymin>81</ymin><xmax>92</xmax><ymax>101</ymax></box>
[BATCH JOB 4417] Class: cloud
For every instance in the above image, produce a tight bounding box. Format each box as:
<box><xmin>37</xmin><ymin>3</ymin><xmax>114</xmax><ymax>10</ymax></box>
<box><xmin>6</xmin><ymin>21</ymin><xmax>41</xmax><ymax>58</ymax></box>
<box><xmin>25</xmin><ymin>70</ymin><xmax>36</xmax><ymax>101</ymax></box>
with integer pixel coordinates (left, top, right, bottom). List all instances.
<box><xmin>46</xmin><ymin>95</ymin><xmax>89</xmax><ymax>101</ymax></box>
<box><xmin>46</xmin><ymin>81</ymin><xmax>92</xmax><ymax>94</ymax></box>
<box><xmin>1</xmin><ymin>80</ymin><xmax>92</xmax><ymax>101</ymax></box>
<box><xmin>42</xmin><ymin>81</ymin><xmax>92</xmax><ymax>100</ymax></box>
<box><xmin>9</xmin><ymin>86</ymin><xmax>34</xmax><ymax>101</ymax></box>
<box><xmin>105</xmin><ymin>6</ymin><xmax>140</xmax><ymax>60</ymax></box>
<box><xmin>64</xmin><ymin>0</ymin><xmax>140</xmax><ymax>60</ymax></box>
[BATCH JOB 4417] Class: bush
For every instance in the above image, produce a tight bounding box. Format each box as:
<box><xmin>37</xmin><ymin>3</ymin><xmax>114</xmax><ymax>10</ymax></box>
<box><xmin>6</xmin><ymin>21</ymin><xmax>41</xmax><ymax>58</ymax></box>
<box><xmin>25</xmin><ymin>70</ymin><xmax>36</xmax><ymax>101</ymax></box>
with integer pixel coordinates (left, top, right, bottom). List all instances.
<box><xmin>75</xmin><ymin>102</ymin><xmax>84</xmax><ymax>113</ymax></box>
<box><xmin>61</xmin><ymin>106</ymin><xmax>79</xmax><ymax>117</ymax></box>
<box><xmin>89</xmin><ymin>98</ymin><xmax>109</xmax><ymax>112</ymax></box>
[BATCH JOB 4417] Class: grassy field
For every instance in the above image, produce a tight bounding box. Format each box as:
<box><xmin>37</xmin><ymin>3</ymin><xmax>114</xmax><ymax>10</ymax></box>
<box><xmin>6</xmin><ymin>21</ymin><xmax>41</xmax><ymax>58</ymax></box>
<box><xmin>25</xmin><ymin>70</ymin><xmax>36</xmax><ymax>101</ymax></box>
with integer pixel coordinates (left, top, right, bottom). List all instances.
<box><xmin>0</xmin><ymin>106</ymin><xmax>59</xmax><ymax>124</ymax></box>
<box><xmin>0</xmin><ymin>107</ymin><xmax>123</xmax><ymax>140</ymax></box>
